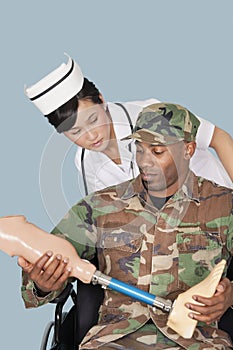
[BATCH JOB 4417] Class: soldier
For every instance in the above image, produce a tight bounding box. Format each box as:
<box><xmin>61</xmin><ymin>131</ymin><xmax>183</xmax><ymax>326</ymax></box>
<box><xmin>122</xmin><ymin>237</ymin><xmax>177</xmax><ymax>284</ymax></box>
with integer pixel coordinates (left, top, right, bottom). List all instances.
<box><xmin>20</xmin><ymin>103</ymin><xmax>233</xmax><ymax>349</ymax></box>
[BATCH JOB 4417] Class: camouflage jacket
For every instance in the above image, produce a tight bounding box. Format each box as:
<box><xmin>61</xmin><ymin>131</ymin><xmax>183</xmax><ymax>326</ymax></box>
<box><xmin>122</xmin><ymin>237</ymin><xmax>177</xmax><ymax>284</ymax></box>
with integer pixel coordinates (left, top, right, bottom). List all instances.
<box><xmin>21</xmin><ymin>172</ymin><xmax>233</xmax><ymax>349</ymax></box>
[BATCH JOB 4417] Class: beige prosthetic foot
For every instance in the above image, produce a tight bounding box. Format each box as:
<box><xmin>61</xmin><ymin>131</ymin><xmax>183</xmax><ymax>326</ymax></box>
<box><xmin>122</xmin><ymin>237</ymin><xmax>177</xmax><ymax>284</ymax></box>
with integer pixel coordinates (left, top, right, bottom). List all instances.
<box><xmin>167</xmin><ymin>259</ymin><xmax>226</xmax><ymax>338</ymax></box>
<box><xmin>0</xmin><ymin>215</ymin><xmax>96</xmax><ymax>283</ymax></box>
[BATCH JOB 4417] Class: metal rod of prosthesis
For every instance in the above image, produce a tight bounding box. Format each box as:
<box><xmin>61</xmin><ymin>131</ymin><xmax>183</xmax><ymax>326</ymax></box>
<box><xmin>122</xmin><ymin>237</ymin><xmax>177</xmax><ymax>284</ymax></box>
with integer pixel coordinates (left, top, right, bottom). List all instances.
<box><xmin>91</xmin><ymin>270</ymin><xmax>172</xmax><ymax>313</ymax></box>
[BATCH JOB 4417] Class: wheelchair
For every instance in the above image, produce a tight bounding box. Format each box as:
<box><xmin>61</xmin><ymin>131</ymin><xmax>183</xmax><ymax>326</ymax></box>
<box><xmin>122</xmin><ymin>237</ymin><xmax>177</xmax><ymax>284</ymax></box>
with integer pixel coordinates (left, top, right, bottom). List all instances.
<box><xmin>40</xmin><ymin>253</ymin><xmax>104</xmax><ymax>350</ymax></box>
<box><xmin>40</xmin><ymin>258</ymin><xmax>233</xmax><ymax>350</ymax></box>
<box><xmin>40</xmin><ymin>280</ymin><xmax>104</xmax><ymax>350</ymax></box>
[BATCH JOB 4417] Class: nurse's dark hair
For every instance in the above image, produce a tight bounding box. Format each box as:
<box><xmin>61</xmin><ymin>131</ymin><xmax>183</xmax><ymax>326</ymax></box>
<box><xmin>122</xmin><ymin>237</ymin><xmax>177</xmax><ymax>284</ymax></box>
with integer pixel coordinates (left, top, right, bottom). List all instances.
<box><xmin>45</xmin><ymin>78</ymin><xmax>102</xmax><ymax>133</ymax></box>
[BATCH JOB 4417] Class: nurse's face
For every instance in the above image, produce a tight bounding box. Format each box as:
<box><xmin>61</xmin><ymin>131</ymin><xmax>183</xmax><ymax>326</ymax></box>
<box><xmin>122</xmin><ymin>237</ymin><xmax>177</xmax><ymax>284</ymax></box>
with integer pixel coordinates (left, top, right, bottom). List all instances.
<box><xmin>63</xmin><ymin>99</ymin><xmax>111</xmax><ymax>152</ymax></box>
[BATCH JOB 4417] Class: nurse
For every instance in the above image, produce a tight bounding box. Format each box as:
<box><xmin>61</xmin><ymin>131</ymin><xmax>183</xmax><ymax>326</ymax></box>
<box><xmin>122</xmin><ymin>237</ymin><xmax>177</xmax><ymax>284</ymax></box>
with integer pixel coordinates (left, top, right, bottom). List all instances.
<box><xmin>25</xmin><ymin>54</ymin><xmax>233</xmax><ymax>194</ymax></box>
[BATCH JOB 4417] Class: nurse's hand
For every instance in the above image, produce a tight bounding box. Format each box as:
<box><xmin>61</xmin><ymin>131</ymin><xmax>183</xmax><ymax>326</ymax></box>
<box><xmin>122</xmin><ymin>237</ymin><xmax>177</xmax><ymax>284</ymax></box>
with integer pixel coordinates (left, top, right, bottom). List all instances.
<box><xmin>185</xmin><ymin>277</ymin><xmax>233</xmax><ymax>324</ymax></box>
<box><xmin>18</xmin><ymin>251</ymin><xmax>72</xmax><ymax>294</ymax></box>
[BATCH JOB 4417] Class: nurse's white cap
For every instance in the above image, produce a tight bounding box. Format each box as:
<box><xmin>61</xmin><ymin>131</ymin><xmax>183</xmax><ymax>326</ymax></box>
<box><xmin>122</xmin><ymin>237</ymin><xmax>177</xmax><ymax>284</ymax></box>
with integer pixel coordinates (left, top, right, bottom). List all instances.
<box><xmin>25</xmin><ymin>54</ymin><xmax>84</xmax><ymax>115</ymax></box>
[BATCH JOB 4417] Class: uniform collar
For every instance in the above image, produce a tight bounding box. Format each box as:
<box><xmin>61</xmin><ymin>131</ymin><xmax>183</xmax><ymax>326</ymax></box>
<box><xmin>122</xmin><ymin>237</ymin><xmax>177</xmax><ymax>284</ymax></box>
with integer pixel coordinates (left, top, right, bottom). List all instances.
<box><xmin>119</xmin><ymin>171</ymin><xmax>200</xmax><ymax>204</ymax></box>
<box><xmin>173</xmin><ymin>171</ymin><xmax>200</xmax><ymax>203</ymax></box>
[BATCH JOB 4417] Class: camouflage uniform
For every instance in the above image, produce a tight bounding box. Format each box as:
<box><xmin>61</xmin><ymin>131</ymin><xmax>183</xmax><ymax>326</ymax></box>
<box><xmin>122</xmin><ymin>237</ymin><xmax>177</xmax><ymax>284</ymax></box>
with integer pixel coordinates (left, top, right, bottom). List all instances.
<box><xmin>21</xmin><ymin>103</ymin><xmax>233</xmax><ymax>349</ymax></box>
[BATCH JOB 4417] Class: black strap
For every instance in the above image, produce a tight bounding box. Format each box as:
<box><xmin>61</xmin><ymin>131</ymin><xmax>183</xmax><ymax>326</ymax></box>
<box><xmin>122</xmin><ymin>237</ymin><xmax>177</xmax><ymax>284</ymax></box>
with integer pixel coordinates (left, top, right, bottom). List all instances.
<box><xmin>81</xmin><ymin>103</ymin><xmax>134</xmax><ymax>196</ymax></box>
<box><xmin>115</xmin><ymin>103</ymin><xmax>135</xmax><ymax>179</ymax></box>
<box><xmin>114</xmin><ymin>102</ymin><xmax>134</xmax><ymax>133</ymax></box>
<box><xmin>30</xmin><ymin>60</ymin><xmax>75</xmax><ymax>101</ymax></box>
<box><xmin>81</xmin><ymin>148</ymin><xmax>88</xmax><ymax>196</ymax></box>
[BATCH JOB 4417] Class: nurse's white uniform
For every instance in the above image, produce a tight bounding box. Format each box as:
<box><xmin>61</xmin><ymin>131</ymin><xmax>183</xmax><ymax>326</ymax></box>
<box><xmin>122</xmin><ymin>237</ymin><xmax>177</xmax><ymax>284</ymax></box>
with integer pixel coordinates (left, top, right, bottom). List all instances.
<box><xmin>75</xmin><ymin>99</ymin><xmax>232</xmax><ymax>194</ymax></box>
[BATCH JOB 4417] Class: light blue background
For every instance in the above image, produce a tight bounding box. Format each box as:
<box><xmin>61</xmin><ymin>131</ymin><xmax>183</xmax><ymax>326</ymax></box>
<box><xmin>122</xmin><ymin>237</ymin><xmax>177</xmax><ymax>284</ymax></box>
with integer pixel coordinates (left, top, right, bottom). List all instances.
<box><xmin>1</xmin><ymin>1</ymin><xmax>233</xmax><ymax>349</ymax></box>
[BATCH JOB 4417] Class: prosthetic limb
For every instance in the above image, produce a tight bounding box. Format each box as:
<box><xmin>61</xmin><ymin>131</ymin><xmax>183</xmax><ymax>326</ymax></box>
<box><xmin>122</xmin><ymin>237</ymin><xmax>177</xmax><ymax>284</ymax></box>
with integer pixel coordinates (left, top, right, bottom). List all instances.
<box><xmin>0</xmin><ymin>215</ymin><xmax>172</xmax><ymax>310</ymax></box>
<box><xmin>0</xmin><ymin>215</ymin><xmax>96</xmax><ymax>283</ymax></box>
<box><xmin>0</xmin><ymin>215</ymin><xmax>226</xmax><ymax>338</ymax></box>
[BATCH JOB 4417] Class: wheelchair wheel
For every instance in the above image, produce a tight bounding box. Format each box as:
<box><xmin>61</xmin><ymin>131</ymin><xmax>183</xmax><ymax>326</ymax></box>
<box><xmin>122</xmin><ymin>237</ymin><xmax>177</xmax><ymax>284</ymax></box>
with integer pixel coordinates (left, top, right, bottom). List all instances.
<box><xmin>40</xmin><ymin>312</ymin><xmax>69</xmax><ymax>350</ymax></box>
<box><xmin>40</xmin><ymin>320</ymin><xmax>55</xmax><ymax>350</ymax></box>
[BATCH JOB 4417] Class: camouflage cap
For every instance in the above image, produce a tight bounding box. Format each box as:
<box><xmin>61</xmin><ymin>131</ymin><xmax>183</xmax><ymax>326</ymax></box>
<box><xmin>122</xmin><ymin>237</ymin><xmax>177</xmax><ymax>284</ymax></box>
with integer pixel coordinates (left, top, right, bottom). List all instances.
<box><xmin>122</xmin><ymin>103</ymin><xmax>200</xmax><ymax>145</ymax></box>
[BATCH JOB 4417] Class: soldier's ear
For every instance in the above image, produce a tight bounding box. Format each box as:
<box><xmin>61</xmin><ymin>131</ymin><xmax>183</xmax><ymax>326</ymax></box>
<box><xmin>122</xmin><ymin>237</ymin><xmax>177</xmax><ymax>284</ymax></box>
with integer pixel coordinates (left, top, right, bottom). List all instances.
<box><xmin>184</xmin><ymin>142</ymin><xmax>196</xmax><ymax>159</ymax></box>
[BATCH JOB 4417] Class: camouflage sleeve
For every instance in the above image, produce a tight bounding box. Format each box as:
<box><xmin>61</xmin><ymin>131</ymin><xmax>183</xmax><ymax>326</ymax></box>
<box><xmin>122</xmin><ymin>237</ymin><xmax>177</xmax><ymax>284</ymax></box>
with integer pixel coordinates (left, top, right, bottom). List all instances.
<box><xmin>226</xmin><ymin>205</ymin><xmax>233</xmax><ymax>256</ymax></box>
<box><xmin>51</xmin><ymin>196</ymin><xmax>97</xmax><ymax>260</ymax></box>
<box><xmin>21</xmin><ymin>197</ymin><xmax>97</xmax><ymax>308</ymax></box>
<box><xmin>21</xmin><ymin>270</ymin><xmax>64</xmax><ymax>309</ymax></box>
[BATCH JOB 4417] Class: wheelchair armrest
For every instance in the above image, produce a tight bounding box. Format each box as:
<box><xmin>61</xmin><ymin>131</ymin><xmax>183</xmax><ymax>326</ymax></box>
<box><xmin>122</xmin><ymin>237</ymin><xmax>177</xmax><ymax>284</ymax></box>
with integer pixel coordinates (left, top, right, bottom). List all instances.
<box><xmin>50</xmin><ymin>283</ymin><xmax>74</xmax><ymax>304</ymax></box>
<box><xmin>49</xmin><ymin>283</ymin><xmax>77</xmax><ymax>345</ymax></box>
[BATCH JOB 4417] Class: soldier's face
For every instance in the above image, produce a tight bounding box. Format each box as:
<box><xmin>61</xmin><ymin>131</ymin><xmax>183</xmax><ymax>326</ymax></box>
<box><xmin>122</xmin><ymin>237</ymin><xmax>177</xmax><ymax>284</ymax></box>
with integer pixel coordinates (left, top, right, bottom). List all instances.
<box><xmin>136</xmin><ymin>141</ymin><xmax>189</xmax><ymax>197</ymax></box>
<box><xmin>64</xmin><ymin>99</ymin><xmax>111</xmax><ymax>152</ymax></box>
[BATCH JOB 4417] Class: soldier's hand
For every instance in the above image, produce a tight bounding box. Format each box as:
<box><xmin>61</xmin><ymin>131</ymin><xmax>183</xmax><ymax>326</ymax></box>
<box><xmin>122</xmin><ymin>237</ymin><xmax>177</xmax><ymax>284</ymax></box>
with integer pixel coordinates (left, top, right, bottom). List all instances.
<box><xmin>18</xmin><ymin>251</ymin><xmax>72</xmax><ymax>294</ymax></box>
<box><xmin>185</xmin><ymin>277</ymin><xmax>233</xmax><ymax>324</ymax></box>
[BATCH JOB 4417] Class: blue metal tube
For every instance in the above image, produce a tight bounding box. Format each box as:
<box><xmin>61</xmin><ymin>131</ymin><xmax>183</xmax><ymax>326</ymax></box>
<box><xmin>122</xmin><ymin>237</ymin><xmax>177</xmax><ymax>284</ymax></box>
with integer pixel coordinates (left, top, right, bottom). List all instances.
<box><xmin>109</xmin><ymin>277</ymin><xmax>155</xmax><ymax>305</ymax></box>
<box><xmin>91</xmin><ymin>270</ymin><xmax>172</xmax><ymax>312</ymax></box>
